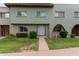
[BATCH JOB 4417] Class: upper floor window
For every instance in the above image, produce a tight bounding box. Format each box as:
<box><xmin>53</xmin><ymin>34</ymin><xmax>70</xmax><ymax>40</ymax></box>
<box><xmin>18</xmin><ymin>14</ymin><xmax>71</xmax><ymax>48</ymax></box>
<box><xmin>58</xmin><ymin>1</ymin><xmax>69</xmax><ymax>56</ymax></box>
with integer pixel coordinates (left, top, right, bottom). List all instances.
<box><xmin>19</xmin><ymin>26</ymin><xmax>28</xmax><ymax>32</ymax></box>
<box><xmin>4</xmin><ymin>13</ymin><xmax>9</xmax><ymax>18</ymax></box>
<box><xmin>0</xmin><ymin>13</ymin><xmax>2</xmax><ymax>18</ymax></box>
<box><xmin>0</xmin><ymin>12</ymin><xmax>9</xmax><ymax>18</ymax></box>
<box><xmin>17</xmin><ymin>11</ymin><xmax>27</xmax><ymax>16</ymax></box>
<box><xmin>55</xmin><ymin>11</ymin><xmax>64</xmax><ymax>18</ymax></box>
<box><xmin>74</xmin><ymin>12</ymin><xmax>79</xmax><ymax>18</ymax></box>
<box><xmin>37</xmin><ymin>11</ymin><xmax>46</xmax><ymax>17</ymax></box>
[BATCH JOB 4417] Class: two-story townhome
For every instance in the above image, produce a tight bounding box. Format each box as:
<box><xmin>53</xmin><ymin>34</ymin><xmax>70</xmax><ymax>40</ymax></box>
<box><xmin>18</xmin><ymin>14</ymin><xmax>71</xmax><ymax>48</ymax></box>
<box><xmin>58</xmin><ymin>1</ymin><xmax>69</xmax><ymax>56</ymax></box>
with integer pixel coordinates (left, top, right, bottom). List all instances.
<box><xmin>1</xmin><ymin>3</ymin><xmax>79</xmax><ymax>38</ymax></box>
<box><xmin>0</xmin><ymin>7</ymin><xmax>9</xmax><ymax>36</ymax></box>
<box><xmin>5</xmin><ymin>3</ymin><xmax>53</xmax><ymax>38</ymax></box>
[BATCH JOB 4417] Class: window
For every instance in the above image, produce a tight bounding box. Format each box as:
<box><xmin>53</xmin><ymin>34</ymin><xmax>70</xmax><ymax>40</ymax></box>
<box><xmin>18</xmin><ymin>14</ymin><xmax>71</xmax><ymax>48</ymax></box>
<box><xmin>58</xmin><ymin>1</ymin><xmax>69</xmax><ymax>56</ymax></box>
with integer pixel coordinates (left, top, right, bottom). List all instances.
<box><xmin>20</xmin><ymin>26</ymin><xmax>28</xmax><ymax>32</ymax></box>
<box><xmin>5</xmin><ymin>13</ymin><xmax>9</xmax><ymax>18</ymax></box>
<box><xmin>74</xmin><ymin>12</ymin><xmax>79</xmax><ymax>18</ymax></box>
<box><xmin>0</xmin><ymin>13</ymin><xmax>2</xmax><ymax>17</ymax></box>
<box><xmin>0</xmin><ymin>12</ymin><xmax>9</xmax><ymax>18</ymax></box>
<box><xmin>55</xmin><ymin>11</ymin><xmax>64</xmax><ymax>18</ymax></box>
<box><xmin>37</xmin><ymin>11</ymin><xmax>46</xmax><ymax>17</ymax></box>
<box><xmin>17</xmin><ymin>11</ymin><xmax>27</xmax><ymax>16</ymax></box>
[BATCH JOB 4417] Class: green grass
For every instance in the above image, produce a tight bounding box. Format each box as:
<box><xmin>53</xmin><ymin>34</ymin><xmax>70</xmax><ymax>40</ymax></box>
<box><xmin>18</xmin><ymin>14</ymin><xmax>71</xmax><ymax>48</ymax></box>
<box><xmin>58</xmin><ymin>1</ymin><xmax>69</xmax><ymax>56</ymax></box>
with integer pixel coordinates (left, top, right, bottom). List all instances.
<box><xmin>46</xmin><ymin>38</ymin><xmax>79</xmax><ymax>50</ymax></box>
<box><xmin>0</xmin><ymin>36</ymin><xmax>38</xmax><ymax>53</ymax></box>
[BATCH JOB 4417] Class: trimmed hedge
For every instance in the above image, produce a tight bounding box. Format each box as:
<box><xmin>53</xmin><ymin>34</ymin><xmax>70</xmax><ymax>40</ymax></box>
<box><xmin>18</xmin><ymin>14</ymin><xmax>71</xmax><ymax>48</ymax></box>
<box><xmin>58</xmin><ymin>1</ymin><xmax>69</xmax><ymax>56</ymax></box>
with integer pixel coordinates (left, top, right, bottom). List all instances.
<box><xmin>16</xmin><ymin>32</ymin><xmax>28</xmax><ymax>38</ymax></box>
<box><xmin>29</xmin><ymin>31</ymin><xmax>37</xmax><ymax>39</ymax></box>
<box><xmin>70</xmin><ymin>34</ymin><xmax>75</xmax><ymax>38</ymax></box>
<box><xmin>60</xmin><ymin>31</ymin><xmax>68</xmax><ymax>38</ymax></box>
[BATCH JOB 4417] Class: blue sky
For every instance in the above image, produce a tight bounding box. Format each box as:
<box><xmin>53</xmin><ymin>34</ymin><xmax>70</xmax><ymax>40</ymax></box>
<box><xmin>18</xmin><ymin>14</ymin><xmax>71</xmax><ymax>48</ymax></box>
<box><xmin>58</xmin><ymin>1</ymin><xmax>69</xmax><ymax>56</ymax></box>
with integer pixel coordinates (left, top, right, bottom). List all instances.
<box><xmin>0</xmin><ymin>0</ymin><xmax>79</xmax><ymax>4</ymax></box>
<box><xmin>0</xmin><ymin>1</ymin><xmax>79</xmax><ymax>7</ymax></box>
<box><xmin>0</xmin><ymin>3</ymin><xmax>6</xmax><ymax>7</ymax></box>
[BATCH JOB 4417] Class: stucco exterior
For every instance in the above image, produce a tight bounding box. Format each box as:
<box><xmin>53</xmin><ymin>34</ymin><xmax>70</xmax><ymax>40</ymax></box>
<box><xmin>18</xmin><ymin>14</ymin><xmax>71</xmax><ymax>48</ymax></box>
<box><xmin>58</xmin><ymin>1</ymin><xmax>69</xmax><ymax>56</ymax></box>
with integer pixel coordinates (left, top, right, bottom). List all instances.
<box><xmin>0</xmin><ymin>7</ymin><xmax>10</xmax><ymax>36</ymax></box>
<box><xmin>49</xmin><ymin>4</ymin><xmax>79</xmax><ymax>38</ymax></box>
<box><xmin>0</xmin><ymin>7</ymin><xmax>10</xmax><ymax>25</ymax></box>
<box><xmin>10</xmin><ymin>24</ymin><xmax>49</xmax><ymax>37</ymax></box>
<box><xmin>10</xmin><ymin>8</ymin><xmax>51</xmax><ymax>24</ymax></box>
<box><xmin>1</xmin><ymin>4</ymin><xmax>79</xmax><ymax>38</ymax></box>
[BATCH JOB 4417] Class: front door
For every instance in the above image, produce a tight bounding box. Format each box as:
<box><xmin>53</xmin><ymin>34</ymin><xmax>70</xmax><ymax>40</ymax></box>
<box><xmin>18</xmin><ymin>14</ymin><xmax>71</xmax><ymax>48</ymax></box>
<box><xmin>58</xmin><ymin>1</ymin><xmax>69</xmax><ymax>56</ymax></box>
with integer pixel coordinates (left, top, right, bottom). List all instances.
<box><xmin>37</xmin><ymin>25</ymin><xmax>45</xmax><ymax>36</ymax></box>
<box><xmin>0</xmin><ymin>25</ymin><xmax>9</xmax><ymax>36</ymax></box>
<box><xmin>72</xmin><ymin>25</ymin><xmax>79</xmax><ymax>36</ymax></box>
<box><xmin>0</xmin><ymin>26</ymin><xmax>1</xmax><ymax>36</ymax></box>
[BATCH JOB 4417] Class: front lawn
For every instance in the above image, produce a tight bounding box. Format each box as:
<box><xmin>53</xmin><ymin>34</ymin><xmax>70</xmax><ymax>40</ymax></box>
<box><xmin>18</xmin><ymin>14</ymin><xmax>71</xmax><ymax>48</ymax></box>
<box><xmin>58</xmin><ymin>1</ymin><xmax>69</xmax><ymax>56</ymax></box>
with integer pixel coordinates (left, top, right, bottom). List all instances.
<box><xmin>0</xmin><ymin>36</ymin><xmax>38</xmax><ymax>53</ymax></box>
<box><xmin>46</xmin><ymin>38</ymin><xmax>79</xmax><ymax>50</ymax></box>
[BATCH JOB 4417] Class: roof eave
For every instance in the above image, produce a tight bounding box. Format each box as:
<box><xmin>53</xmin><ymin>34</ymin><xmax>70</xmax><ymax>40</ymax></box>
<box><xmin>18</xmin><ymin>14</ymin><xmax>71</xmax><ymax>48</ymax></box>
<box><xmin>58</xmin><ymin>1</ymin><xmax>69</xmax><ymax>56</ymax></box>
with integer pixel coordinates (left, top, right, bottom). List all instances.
<box><xmin>5</xmin><ymin>3</ymin><xmax>54</xmax><ymax>8</ymax></box>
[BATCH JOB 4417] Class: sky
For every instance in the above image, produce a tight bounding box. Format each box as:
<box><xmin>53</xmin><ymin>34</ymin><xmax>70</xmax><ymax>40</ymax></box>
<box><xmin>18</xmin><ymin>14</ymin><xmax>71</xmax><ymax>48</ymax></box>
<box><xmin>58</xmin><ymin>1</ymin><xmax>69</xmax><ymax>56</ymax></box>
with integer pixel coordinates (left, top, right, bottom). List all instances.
<box><xmin>0</xmin><ymin>3</ymin><xmax>6</xmax><ymax>7</ymax></box>
<box><xmin>0</xmin><ymin>0</ymin><xmax>79</xmax><ymax>7</ymax></box>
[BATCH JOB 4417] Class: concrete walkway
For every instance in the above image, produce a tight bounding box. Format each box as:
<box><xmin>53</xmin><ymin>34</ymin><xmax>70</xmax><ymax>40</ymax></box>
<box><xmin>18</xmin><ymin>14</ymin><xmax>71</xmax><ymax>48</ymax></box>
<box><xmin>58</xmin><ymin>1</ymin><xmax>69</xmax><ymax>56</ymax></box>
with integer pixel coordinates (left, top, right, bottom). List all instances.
<box><xmin>39</xmin><ymin>37</ymin><xmax>49</xmax><ymax>51</ymax></box>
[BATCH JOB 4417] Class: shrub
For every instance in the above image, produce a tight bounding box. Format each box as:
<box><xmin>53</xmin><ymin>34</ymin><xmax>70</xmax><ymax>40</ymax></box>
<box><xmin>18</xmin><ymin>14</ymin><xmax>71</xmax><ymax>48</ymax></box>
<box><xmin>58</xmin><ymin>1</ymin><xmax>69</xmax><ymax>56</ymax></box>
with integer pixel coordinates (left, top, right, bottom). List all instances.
<box><xmin>9</xmin><ymin>34</ymin><xmax>16</xmax><ymax>37</ymax></box>
<box><xmin>60</xmin><ymin>31</ymin><xmax>68</xmax><ymax>38</ymax></box>
<box><xmin>6</xmin><ymin>34</ymin><xmax>16</xmax><ymax>38</ymax></box>
<box><xmin>70</xmin><ymin>34</ymin><xmax>75</xmax><ymax>38</ymax></box>
<box><xmin>29</xmin><ymin>31</ymin><xmax>37</xmax><ymax>39</ymax></box>
<box><xmin>16</xmin><ymin>32</ymin><xmax>28</xmax><ymax>38</ymax></box>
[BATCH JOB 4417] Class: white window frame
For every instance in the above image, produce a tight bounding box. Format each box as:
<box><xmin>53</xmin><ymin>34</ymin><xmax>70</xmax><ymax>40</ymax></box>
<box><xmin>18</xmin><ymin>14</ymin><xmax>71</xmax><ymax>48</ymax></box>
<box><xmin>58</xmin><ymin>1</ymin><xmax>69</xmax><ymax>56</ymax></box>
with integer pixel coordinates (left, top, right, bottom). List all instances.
<box><xmin>0</xmin><ymin>13</ymin><xmax>2</xmax><ymax>18</ymax></box>
<box><xmin>17</xmin><ymin>11</ymin><xmax>27</xmax><ymax>17</ymax></box>
<box><xmin>19</xmin><ymin>25</ymin><xmax>28</xmax><ymax>32</ymax></box>
<box><xmin>37</xmin><ymin>11</ymin><xmax>47</xmax><ymax>17</ymax></box>
<box><xmin>4</xmin><ymin>12</ymin><xmax>9</xmax><ymax>18</ymax></box>
<box><xmin>0</xmin><ymin>12</ymin><xmax>9</xmax><ymax>18</ymax></box>
<box><xmin>74</xmin><ymin>12</ymin><xmax>79</xmax><ymax>18</ymax></box>
<box><xmin>55</xmin><ymin>11</ymin><xmax>65</xmax><ymax>18</ymax></box>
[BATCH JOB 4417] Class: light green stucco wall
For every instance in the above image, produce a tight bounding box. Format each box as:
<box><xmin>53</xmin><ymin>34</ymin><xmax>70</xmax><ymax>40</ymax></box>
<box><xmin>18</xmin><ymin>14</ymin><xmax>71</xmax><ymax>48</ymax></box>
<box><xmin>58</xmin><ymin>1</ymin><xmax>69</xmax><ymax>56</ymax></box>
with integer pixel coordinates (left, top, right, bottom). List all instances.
<box><xmin>10</xmin><ymin>7</ymin><xmax>52</xmax><ymax>24</ymax></box>
<box><xmin>9</xmin><ymin>4</ymin><xmax>79</xmax><ymax>38</ymax></box>
<box><xmin>49</xmin><ymin>4</ymin><xmax>79</xmax><ymax>37</ymax></box>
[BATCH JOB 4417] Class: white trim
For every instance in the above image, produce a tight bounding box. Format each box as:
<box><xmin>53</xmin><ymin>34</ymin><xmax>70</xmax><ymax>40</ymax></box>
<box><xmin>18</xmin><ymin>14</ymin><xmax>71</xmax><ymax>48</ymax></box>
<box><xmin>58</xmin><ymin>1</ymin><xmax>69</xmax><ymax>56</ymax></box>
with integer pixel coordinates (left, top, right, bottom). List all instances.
<box><xmin>37</xmin><ymin>25</ymin><xmax>45</xmax><ymax>36</ymax></box>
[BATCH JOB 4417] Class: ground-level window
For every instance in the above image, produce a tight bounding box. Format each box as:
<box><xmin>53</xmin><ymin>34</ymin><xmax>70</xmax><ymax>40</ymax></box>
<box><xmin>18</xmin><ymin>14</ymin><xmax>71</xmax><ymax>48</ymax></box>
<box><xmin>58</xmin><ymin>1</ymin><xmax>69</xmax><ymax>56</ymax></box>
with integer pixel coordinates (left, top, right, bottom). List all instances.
<box><xmin>19</xmin><ymin>26</ymin><xmax>28</xmax><ymax>32</ymax></box>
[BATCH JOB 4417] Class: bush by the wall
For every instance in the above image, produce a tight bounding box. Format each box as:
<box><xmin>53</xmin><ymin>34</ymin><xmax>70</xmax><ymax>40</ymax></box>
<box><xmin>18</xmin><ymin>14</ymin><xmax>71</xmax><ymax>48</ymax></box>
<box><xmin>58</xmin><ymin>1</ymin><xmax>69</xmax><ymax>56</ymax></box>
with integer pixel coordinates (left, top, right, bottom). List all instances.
<box><xmin>60</xmin><ymin>31</ymin><xmax>68</xmax><ymax>38</ymax></box>
<box><xmin>6</xmin><ymin>34</ymin><xmax>16</xmax><ymax>39</ymax></box>
<box><xmin>9</xmin><ymin>34</ymin><xmax>16</xmax><ymax>37</ymax></box>
<box><xmin>70</xmin><ymin>34</ymin><xmax>75</xmax><ymax>38</ymax></box>
<box><xmin>29</xmin><ymin>31</ymin><xmax>37</xmax><ymax>39</ymax></box>
<box><xmin>16</xmin><ymin>32</ymin><xmax>28</xmax><ymax>38</ymax></box>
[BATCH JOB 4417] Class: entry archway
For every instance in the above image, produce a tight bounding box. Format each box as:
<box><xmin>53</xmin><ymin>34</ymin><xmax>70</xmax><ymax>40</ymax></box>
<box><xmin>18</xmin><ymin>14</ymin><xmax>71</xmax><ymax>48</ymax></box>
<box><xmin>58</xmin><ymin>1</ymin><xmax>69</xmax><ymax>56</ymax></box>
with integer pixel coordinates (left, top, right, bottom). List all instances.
<box><xmin>52</xmin><ymin>24</ymin><xmax>65</xmax><ymax>38</ymax></box>
<box><xmin>72</xmin><ymin>24</ymin><xmax>79</xmax><ymax>36</ymax></box>
<box><xmin>53</xmin><ymin>24</ymin><xmax>65</xmax><ymax>32</ymax></box>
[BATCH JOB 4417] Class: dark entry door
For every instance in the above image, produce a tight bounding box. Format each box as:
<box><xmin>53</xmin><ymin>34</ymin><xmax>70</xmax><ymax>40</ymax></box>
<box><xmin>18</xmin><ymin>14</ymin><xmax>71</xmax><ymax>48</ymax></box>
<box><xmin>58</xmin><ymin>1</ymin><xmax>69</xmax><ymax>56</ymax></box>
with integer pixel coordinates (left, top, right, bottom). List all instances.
<box><xmin>1</xmin><ymin>25</ymin><xmax>9</xmax><ymax>36</ymax></box>
<box><xmin>76</xmin><ymin>26</ymin><xmax>79</xmax><ymax>36</ymax></box>
<box><xmin>72</xmin><ymin>25</ymin><xmax>79</xmax><ymax>36</ymax></box>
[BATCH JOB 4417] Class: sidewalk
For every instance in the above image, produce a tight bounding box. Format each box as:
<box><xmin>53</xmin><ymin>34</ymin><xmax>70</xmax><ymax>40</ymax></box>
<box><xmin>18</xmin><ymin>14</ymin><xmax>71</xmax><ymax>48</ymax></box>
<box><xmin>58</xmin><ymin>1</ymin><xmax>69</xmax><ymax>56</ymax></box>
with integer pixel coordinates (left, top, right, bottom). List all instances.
<box><xmin>0</xmin><ymin>37</ymin><xmax>5</xmax><ymax>39</ymax></box>
<box><xmin>39</xmin><ymin>37</ymin><xmax>49</xmax><ymax>51</ymax></box>
<box><xmin>1</xmin><ymin>47</ymin><xmax>79</xmax><ymax>56</ymax></box>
